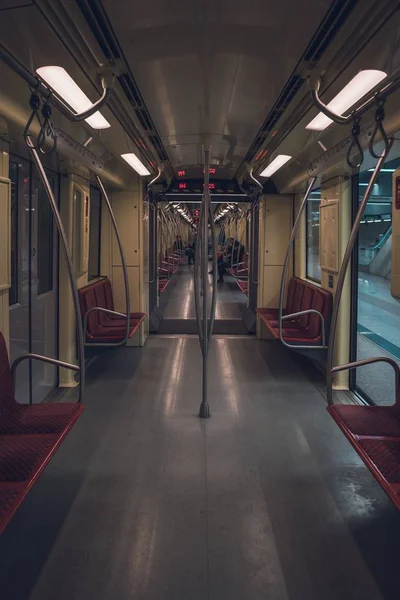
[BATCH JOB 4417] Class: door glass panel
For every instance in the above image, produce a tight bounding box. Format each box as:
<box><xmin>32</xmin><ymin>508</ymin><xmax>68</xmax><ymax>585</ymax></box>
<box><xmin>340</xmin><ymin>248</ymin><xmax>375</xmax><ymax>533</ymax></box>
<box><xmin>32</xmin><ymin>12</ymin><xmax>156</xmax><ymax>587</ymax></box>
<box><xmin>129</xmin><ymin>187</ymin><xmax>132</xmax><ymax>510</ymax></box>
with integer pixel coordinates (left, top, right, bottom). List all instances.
<box><xmin>37</xmin><ymin>181</ymin><xmax>53</xmax><ymax>295</ymax></box>
<box><xmin>306</xmin><ymin>190</ymin><xmax>321</xmax><ymax>282</ymax></box>
<box><xmin>9</xmin><ymin>162</ymin><xmax>18</xmax><ymax>306</ymax></box>
<box><xmin>88</xmin><ymin>186</ymin><xmax>102</xmax><ymax>280</ymax></box>
<box><xmin>9</xmin><ymin>157</ymin><xmax>58</xmax><ymax>404</ymax></box>
<box><xmin>30</xmin><ymin>169</ymin><xmax>58</xmax><ymax>404</ymax></box>
<box><xmin>73</xmin><ymin>187</ymin><xmax>84</xmax><ymax>277</ymax></box>
<box><xmin>9</xmin><ymin>159</ymin><xmax>31</xmax><ymax>403</ymax></box>
<box><xmin>356</xmin><ymin>155</ymin><xmax>400</xmax><ymax>404</ymax></box>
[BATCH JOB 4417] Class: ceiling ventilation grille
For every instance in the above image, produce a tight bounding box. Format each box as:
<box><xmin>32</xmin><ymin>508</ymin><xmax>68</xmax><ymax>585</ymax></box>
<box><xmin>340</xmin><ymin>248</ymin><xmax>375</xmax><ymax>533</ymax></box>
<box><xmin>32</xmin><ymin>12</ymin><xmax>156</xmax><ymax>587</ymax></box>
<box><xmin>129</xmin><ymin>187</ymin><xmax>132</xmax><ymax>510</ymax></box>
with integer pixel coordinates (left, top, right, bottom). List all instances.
<box><xmin>243</xmin><ymin>0</ymin><xmax>357</xmax><ymax>164</ymax></box>
<box><xmin>77</xmin><ymin>0</ymin><xmax>169</xmax><ymax>164</ymax></box>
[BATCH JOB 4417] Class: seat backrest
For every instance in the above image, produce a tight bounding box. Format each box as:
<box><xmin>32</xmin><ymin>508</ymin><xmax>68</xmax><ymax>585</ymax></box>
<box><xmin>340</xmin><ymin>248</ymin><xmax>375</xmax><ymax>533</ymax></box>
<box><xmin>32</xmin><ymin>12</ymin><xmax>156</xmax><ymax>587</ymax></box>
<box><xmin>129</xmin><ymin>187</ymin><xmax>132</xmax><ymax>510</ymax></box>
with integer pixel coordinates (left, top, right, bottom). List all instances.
<box><xmin>81</xmin><ymin>288</ymin><xmax>101</xmax><ymax>335</ymax></box>
<box><xmin>103</xmin><ymin>279</ymin><xmax>114</xmax><ymax>311</ymax></box>
<box><xmin>0</xmin><ymin>332</ymin><xmax>17</xmax><ymax>418</ymax></box>
<box><xmin>291</xmin><ymin>280</ymin><xmax>304</xmax><ymax>315</ymax></box>
<box><xmin>286</xmin><ymin>278</ymin><xmax>297</xmax><ymax>314</ymax></box>
<box><xmin>307</xmin><ymin>289</ymin><xmax>327</xmax><ymax>338</ymax></box>
<box><xmin>298</xmin><ymin>286</ymin><xmax>314</xmax><ymax>327</ymax></box>
<box><xmin>94</xmin><ymin>282</ymin><xmax>112</xmax><ymax>326</ymax></box>
<box><xmin>78</xmin><ymin>278</ymin><xmax>115</xmax><ymax>328</ymax></box>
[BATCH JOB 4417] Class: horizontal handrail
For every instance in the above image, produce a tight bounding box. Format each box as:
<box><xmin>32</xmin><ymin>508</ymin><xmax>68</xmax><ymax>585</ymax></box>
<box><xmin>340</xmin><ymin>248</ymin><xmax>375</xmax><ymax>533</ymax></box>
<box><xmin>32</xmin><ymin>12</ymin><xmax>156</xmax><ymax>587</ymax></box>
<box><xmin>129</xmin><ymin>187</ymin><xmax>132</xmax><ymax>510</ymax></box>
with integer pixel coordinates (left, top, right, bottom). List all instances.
<box><xmin>11</xmin><ymin>354</ymin><xmax>80</xmax><ymax>395</ymax></box>
<box><xmin>279</xmin><ymin>308</ymin><xmax>326</xmax><ymax>350</ymax></box>
<box><xmin>331</xmin><ymin>356</ymin><xmax>400</xmax><ymax>405</ymax></box>
<box><xmin>83</xmin><ymin>306</ymin><xmax>132</xmax><ymax>347</ymax></box>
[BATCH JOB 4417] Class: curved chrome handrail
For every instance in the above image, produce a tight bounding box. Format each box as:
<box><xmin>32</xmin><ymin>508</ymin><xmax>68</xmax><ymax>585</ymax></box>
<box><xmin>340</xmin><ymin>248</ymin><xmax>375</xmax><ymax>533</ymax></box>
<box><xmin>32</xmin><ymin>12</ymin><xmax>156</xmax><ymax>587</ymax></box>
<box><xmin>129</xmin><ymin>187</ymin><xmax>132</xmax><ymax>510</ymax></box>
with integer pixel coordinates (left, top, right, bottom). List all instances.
<box><xmin>327</xmin><ymin>139</ymin><xmax>394</xmax><ymax>405</ymax></box>
<box><xmin>25</xmin><ymin>135</ymin><xmax>85</xmax><ymax>403</ymax></box>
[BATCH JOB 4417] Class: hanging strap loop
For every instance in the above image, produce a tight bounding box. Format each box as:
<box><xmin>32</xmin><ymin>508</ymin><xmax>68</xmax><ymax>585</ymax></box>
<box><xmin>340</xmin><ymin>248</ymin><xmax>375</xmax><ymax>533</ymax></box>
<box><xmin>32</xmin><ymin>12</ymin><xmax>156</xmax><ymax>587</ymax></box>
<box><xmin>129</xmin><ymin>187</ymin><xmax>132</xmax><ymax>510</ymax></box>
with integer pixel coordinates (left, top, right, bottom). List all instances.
<box><xmin>37</xmin><ymin>99</ymin><xmax>57</xmax><ymax>155</ymax></box>
<box><xmin>346</xmin><ymin>115</ymin><xmax>363</xmax><ymax>169</ymax></box>
<box><xmin>24</xmin><ymin>92</ymin><xmax>57</xmax><ymax>155</ymax></box>
<box><xmin>369</xmin><ymin>98</ymin><xmax>389</xmax><ymax>159</ymax></box>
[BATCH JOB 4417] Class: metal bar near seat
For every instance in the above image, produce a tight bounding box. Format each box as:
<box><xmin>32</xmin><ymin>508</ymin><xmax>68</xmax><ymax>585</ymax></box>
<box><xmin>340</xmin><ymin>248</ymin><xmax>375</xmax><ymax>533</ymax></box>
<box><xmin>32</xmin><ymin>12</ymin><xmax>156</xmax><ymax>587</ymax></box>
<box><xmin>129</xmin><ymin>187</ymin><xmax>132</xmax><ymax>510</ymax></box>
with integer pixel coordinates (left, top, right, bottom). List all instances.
<box><xmin>194</xmin><ymin>147</ymin><xmax>217</xmax><ymax>418</ymax></box>
<box><xmin>87</xmin><ymin>175</ymin><xmax>131</xmax><ymax>347</ymax></box>
<box><xmin>11</xmin><ymin>354</ymin><xmax>79</xmax><ymax>394</ymax></box>
<box><xmin>25</xmin><ymin>137</ymin><xmax>85</xmax><ymax>403</ymax></box>
<box><xmin>326</xmin><ymin>139</ymin><xmax>394</xmax><ymax>405</ymax></box>
<box><xmin>277</xmin><ymin>178</ymin><xmax>318</xmax><ymax>349</ymax></box>
<box><xmin>331</xmin><ymin>356</ymin><xmax>400</xmax><ymax>406</ymax></box>
<box><xmin>281</xmin><ymin>309</ymin><xmax>326</xmax><ymax>349</ymax></box>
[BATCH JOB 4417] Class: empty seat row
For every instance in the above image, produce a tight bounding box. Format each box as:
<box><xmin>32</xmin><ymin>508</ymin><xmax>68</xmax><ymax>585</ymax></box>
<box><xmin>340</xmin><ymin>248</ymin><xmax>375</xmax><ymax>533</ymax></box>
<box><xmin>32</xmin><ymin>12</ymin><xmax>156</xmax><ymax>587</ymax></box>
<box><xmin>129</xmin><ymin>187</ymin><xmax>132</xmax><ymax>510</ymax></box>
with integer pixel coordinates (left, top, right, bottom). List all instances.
<box><xmin>78</xmin><ymin>277</ymin><xmax>146</xmax><ymax>343</ymax></box>
<box><xmin>0</xmin><ymin>331</ymin><xmax>83</xmax><ymax>533</ymax></box>
<box><xmin>328</xmin><ymin>395</ymin><xmax>400</xmax><ymax>509</ymax></box>
<box><xmin>257</xmin><ymin>277</ymin><xmax>332</xmax><ymax>345</ymax></box>
<box><xmin>159</xmin><ymin>279</ymin><xmax>170</xmax><ymax>294</ymax></box>
<box><xmin>236</xmin><ymin>279</ymin><xmax>248</xmax><ymax>295</ymax></box>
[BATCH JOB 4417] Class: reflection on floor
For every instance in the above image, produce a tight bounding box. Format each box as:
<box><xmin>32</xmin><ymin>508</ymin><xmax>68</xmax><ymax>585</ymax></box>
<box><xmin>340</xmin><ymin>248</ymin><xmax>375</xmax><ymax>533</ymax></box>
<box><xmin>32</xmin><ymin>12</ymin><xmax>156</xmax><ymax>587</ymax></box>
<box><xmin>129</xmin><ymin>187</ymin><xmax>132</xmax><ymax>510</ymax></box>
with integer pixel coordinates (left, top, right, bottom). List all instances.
<box><xmin>0</xmin><ymin>337</ymin><xmax>398</xmax><ymax>600</ymax></box>
<box><xmin>159</xmin><ymin>265</ymin><xmax>249</xmax><ymax>333</ymax></box>
<box><xmin>357</xmin><ymin>272</ymin><xmax>400</xmax><ymax>404</ymax></box>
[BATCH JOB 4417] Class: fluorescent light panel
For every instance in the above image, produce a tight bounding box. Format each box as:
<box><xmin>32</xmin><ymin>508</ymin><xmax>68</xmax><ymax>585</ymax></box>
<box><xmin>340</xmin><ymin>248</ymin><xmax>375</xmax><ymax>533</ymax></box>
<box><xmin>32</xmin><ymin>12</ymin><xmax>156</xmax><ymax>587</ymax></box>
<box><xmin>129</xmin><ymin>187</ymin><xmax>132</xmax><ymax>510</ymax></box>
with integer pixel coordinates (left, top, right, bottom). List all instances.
<box><xmin>368</xmin><ymin>168</ymin><xmax>396</xmax><ymax>172</ymax></box>
<box><xmin>121</xmin><ymin>153</ymin><xmax>150</xmax><ymax>176</ymax></box>
<box><xmin>36</xmin><ymin>66</ymin><xmax>110</xmax><ymax>130</ymax></box>
<box><xmin>260</xmin><ymin>154</ymin><xmax>292</xmax><ymax>177</ymax></box>
<box><xmin>306</xmin><ymin>70</ymin><xmax>387</xmax><ymax>131</ymax></box>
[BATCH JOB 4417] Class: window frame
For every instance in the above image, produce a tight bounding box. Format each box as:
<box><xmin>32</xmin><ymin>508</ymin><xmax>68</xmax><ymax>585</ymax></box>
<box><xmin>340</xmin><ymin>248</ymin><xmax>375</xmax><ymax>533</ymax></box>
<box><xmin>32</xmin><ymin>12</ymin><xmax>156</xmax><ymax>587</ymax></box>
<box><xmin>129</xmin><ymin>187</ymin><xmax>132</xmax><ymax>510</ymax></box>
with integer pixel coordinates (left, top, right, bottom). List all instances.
<box><xmin>305</xmin><ymin>191</ymin><xmax>322</xmax><ymax>284</ymax></box>
<box><xmin>9</xmin><ymin>161</ymin><xmax>19</xmax><ymax>305</ymax></box>
<box><xmin>88</xmin><ymin>185</ymin><xmax>102</xmax><ymax>281</ymax></box>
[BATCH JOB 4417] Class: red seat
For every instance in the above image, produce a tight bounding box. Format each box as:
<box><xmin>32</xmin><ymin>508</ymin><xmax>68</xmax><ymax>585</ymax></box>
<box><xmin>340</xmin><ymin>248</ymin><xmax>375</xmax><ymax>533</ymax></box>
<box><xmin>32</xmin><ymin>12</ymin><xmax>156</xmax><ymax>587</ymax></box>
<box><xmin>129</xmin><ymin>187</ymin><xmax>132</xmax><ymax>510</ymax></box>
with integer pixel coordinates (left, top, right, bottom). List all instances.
<box><xmin>328</xmin><ymin>404</ymin><xmax>400</xmax><ymax>438</ymax></box>
<box><xmin>257</xmin><ymin>277</ymin><xmax>332</xmax><ymax>345</ymax></box>
<box><xmin>237</xmin><ymin>280</ymin><xmax>248</xmax><ymax>295</ymax></box>
<box><xmin>327</xmin><ymin>356</ymin><xmax>400</xmax><ymax>511</ymax></box>
<box><xmin>0</xmin><ymin>331</ymin><xmax>84</xmax><ymax>532</ymax></box>
<box><xmin>159</xmin><ymin>279</ymin><xmax>170</xmax><ymax>294</ymax></box>
<box><xmin>78</xmin><ymin>278</ymin><xmax>146</xmax><ymax>343</ymax></box>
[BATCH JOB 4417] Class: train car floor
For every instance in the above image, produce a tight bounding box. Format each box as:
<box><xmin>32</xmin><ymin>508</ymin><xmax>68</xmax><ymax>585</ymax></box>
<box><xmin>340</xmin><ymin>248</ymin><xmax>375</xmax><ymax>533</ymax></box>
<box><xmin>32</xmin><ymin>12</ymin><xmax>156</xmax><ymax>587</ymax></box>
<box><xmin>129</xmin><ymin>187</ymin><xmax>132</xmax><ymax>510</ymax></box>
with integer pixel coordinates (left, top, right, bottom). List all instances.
<box><xmin>0</xmin><ymin>337</ymin><xmax>398</xmax><ymax>600</ymax></box>
<box><xmin>159</xmin><ymin>265</ymin><xmax>249</xmax><ymax>334</ymax></box>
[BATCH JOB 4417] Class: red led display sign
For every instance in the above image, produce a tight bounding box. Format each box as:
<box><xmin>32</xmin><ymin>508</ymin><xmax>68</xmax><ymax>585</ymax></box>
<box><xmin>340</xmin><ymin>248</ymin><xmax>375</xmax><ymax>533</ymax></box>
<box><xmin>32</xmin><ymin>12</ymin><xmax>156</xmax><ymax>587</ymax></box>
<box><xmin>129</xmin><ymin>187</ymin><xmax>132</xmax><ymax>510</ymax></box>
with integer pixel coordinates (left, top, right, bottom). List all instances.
<box><xmin>179</xmin><ymin>182</ymin><xmax>187</xmax><ymax>189</ymax></box>
<box><xmin>177</xmin><ymin>170</ymin><xmax>186</xmax><ymax>177</ymax></box>
<box><xmin>203</xmin><ymin>167</ymin><xmax>216</xmax><ymax>174</ymax></box>
<box><xmin>202</xmin><ymin>183</ymin><xmax>215</xmax><ymax>189</ymax></box>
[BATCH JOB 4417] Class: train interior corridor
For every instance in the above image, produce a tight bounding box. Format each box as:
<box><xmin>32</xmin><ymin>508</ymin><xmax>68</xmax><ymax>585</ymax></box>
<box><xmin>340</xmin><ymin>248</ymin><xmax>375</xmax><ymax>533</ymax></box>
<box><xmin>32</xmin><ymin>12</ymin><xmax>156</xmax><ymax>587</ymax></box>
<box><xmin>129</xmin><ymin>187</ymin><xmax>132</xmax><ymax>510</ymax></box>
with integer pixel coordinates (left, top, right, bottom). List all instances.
<box><xmin>1</xmin><ymin>1</ymin><xmax>400</xmax><ymax>599</ymax></box>
<box><xmin>1</xmin><ymin>336</ymin><xmax>400</xmax><ymax>600</ymax></box>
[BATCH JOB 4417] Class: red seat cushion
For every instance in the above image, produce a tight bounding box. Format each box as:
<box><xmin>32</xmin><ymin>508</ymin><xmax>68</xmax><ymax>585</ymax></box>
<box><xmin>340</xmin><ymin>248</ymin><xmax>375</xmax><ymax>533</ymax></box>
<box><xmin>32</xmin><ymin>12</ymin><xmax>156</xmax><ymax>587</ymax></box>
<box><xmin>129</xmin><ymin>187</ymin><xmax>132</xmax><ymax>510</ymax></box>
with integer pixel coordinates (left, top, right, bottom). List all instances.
<box><xmin>328</xmin><ymin>404</ymin><xmax>400</xmax><ymax>438</ymax></box>
<box><xmin>0</xmin><ymin>403</ymin><xmax>84</xmax><ymax>435</ymax></box>
<box><xmin>0</xmin><ymin>435</ymin><xmax>60</xmax><ymax>482</ymax></box>
<box><xmin>358</xmin><ymin>438</ymin><xmax>400</xmax><ymax>484</ymax></box>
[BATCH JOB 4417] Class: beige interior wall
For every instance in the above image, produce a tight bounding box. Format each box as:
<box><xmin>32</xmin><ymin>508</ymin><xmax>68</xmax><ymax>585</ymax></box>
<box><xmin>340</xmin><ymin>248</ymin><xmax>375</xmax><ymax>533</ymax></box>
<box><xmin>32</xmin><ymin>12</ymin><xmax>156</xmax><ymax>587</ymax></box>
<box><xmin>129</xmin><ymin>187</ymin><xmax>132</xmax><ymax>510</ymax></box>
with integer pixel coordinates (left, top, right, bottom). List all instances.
<box><xmin>257</xmin><ymin>194</ymin><xmax>293</xmax><ymax>339</ymax></box>
<box><xmin>108</xmin><ymin>177</ymin><xmax>147</xmax><ymax>346</ymax></box>
<box><xmin>294</xmin><ymin>192</ymin><xmax>306</xmax><ymax>279</ymax></box>
<box><xmin>392</xmin><ymin>168</ymin><xmax>400</xmax><ymax>298</ymax></box>
<box><xmin>58</xmin><ymin>170</ymin><xmax>90</xmax><ymax>387</ymax></box>
<box><xmin>0</xmin><ymin>137</ymin><xmax>10</xmax><ymax>349</ymax></box>
<box><xmin>320</xmin><ymin>176</ymin><xmax>351</xmax><ymax>389</ymax></box>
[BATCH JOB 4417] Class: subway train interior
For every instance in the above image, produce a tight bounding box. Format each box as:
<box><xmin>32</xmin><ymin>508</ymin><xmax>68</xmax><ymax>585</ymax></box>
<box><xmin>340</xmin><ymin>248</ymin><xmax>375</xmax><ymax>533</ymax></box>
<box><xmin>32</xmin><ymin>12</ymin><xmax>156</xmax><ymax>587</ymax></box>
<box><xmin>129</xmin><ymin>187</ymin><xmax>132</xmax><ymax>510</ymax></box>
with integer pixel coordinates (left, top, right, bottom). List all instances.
<box><xmin>1</xmin><ymin>0</ymin><xmax>400</xmax><ymax>598</ymax></box>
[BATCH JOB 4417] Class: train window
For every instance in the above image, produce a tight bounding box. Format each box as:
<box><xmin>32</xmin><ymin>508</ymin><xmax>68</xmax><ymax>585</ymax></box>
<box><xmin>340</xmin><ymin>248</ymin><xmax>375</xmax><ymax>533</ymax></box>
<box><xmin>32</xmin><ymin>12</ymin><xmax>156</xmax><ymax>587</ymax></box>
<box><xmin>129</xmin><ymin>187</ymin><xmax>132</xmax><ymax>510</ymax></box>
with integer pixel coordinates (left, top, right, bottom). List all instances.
<box><xmin>88</xmin><ymin>186</ymin><xmax>102</xmax><ymax>280</ymax></box>
<box><xmin>306</xmin><ymin>189</ymin><xmax>321</xmax><ymax>282</ymax></box>
<box><xmin>9</xmin><ymin>162</ymin><xmax>18</xmax><ymax>305</ymax></box>
<box><xmin>355</xmin><ymin>155</ymin><xmax>400</xmax><ymax>404</ymax></box>
<box><xmin>37</xmin><ymin>176</ymin><xmax>54</xmax><ymax>295</ymax></box>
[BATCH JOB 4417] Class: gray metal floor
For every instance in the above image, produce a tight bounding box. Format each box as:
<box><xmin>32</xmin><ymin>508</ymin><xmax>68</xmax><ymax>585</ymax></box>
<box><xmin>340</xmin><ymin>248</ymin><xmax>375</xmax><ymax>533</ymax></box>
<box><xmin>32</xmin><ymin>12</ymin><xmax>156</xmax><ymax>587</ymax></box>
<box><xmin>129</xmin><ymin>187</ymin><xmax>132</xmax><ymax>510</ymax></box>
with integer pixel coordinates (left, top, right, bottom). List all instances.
<box><xmin>162</xmin><ymin>265</ymin><xmax>246</xmax><ymax>319</ymax></box>
<box><xmin>0</xmin><ymin>337</ymin><xmax>399</xmax><ymax>599</ymax></box>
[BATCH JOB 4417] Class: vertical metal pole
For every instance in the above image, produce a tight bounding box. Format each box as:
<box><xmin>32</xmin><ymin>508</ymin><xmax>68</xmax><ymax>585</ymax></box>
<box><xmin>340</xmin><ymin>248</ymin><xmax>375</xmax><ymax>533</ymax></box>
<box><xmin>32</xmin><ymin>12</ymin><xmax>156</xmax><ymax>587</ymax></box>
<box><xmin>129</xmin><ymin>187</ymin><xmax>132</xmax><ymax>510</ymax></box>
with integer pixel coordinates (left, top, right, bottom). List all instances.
<box><xmin>326</xmin><ymin>141</ymin><xmax>393</xmax><ymax>404</ymax></box>
<box><xmin>26</xmin><ymin>137</ymin><xmax>85</xmax><ymax>403</ymax></box>
<box><xmin>96</xmin><ymin>175</ymin><xmax>131</xmax><ymax>346</ymax></box>
<box><xmin>278</xmin><ymin>178</ymin><xmax>316</xmax><ymax>344</ymax></box>
<box><xmin>199</xmin><ymin>149</ymin><xmax>211</xmax><ymax>418</ymax></box>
